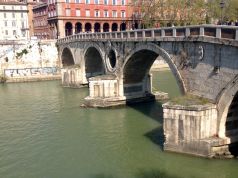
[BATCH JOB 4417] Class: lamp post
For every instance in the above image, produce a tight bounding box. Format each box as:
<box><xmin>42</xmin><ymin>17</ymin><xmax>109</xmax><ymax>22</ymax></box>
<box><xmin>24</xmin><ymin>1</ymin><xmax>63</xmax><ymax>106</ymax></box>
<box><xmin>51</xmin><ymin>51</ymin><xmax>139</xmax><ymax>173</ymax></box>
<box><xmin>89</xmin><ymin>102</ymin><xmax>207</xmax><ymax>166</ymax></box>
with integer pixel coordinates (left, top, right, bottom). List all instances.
<box><xmin>220</xmin><ymin>0</ymin><xmax>225</xmax><ymax>25</ymax></box>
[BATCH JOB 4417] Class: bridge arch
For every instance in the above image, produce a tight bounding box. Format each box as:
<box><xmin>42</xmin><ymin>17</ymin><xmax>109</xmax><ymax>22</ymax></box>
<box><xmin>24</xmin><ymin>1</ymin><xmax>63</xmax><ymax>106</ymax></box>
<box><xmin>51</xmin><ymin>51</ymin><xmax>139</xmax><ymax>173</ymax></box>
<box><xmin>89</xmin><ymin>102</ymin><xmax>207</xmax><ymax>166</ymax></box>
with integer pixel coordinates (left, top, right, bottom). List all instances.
<box><xmin>122</xmin><ymin>43</ymin><xmax>186</xmax><ymax>94</ymax></box>
<box><xmin>217</xmin><ymin>76</ymin><xmax>238</xmax><ymax>140</ymax></box>
<box><xmin>83</xmin><ymin>43</ymin><xmax>105</xmax><ymax>78</ymax></box>
<box><xmin>61</xmin><ymin>47</ymin><xmax>75</xmax><ymax>67</ymax></box>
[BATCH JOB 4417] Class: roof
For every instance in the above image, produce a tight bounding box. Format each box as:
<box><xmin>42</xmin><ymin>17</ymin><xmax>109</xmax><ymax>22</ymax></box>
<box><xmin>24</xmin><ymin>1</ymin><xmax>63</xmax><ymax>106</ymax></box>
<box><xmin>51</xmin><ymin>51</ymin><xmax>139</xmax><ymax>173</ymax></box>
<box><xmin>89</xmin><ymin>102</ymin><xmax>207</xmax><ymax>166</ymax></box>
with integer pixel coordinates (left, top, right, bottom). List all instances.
<box><xmin>0</xmin><ymin>1</ymin><xmax>27</xmax><ymax>5</ymax></box>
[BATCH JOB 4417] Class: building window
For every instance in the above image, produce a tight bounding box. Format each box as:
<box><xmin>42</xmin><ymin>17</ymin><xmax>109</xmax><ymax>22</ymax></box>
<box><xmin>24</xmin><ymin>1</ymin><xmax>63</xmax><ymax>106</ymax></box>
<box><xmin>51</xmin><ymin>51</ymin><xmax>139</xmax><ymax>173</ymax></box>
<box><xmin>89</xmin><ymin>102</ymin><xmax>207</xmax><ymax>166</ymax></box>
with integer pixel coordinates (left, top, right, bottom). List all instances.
<box><xmin>76</xmin><ymin>9</ymin><xmax>80</xmax><ymax>16</ymax></box>
<box><xmin>94</xmin><ymin>0</ymin><xmax>99</xmax><ymax>4</ymax></box>
<box><xmin>112</xmin><ymin>0</ymin><xmax>117</xmax><ymax>5</ymax></box>
<box><xmin>3</xmin><ymin>6</ymin><xmax>5</xmax><ymax>10</ymax></box>
<box><xmin>104</xmin><ymin>10</ymin><xmax>108</xmax><ymax>17</ymax></box>
<box><xmin>121</xmin><ymin>0</ymin><xmax>125</xmax><ymax>5</ymax></box>
<box><xmin>95</xmin><ymin>10</ymin><xmax>99</xmax><ymax>17</ymax></box>
<box><xmin>121</xmin><ymin>11</ymin><xmax>125</xmax><ymax>18</ymax></box>
<box><xmin>21</xmin><ymin>21</ymin><xmax>25</xmax><ymax>28</ymax></box>
<box><xmin>65</xmin><ymin>0</ymin><xmax>70</xmax><ymax>3</ymax></box>
<box><xmin>75</xmin><ymin>0</ymin><xmax>80</xmax><ymax>3</ymax></box>
<box><xmin>22</xmin><ymin>30</ymin><xmax>26</xmax><ymax>37</ymax></box>
<box><xmin>104</xmin><ymin>0</ymin><xmax>108</xmax><ymax>5</ymax></box>
<box><xmin>4</xmin><ymin>21</ymin><xmax>7</xmax><ymax>27</ymax></box>
<box><xmin>66</xmin><ymin>8</ymin><xmax>71</xmax><ymax>16</ymax></box>
<box><xmin>12</xmin><ymin>13</ymin><xmax>15</xmax><ymax>18</ymax></box>
<box><xmin>13</xmin><ymin>30</ymin><xmax>16</xmax><ymax>36</ymax></box>
<box><xmin>86</xmin><ymin>0</ymin><xmax>90</xmax><ymax>4</ymax></box>
<box><xmin>4</xmin><ymin>13</ymin><xmax>6</xmax><ymax>18</ymax></box>
<box><xmin>12</xmin><ymin>6</ymin><xmax>14</xmax><ymax>10</ymax></box>
<box><xmin>20</xmin><ymin>6</ymin><xmax>23</xmax><ymax>10</ymax></box>
<box><xmin>86</xmin><ymin>10</ymin><xmax>90</xmax><ymax>17</ymax></box>
<box><xmin>112</xmin><ymin>11</ymin><xmax>117</xmax><ymax>17</ymax></box>
<box><xmin>21</xmin><ymin>13</ymin><xmax>24</xmax><ymax>18</ymax></box>
<box><xmin>5</xmin><ymin>30</ymin><xmax>8</xmax><ymax>35</ymax></box>
<box><xmin>12</xmin><ymin>21</ymin><xmax>16</xmax><ymax>27</ymax></box>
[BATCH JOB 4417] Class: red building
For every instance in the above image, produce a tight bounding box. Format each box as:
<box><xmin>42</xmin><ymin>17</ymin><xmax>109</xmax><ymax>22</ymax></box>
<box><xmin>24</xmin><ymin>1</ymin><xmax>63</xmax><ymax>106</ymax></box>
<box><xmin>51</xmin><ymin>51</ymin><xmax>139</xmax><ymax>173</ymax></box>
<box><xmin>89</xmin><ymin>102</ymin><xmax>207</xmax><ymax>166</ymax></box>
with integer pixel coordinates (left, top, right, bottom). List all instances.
<box><xmin>32</xmin><ymin>1</ymin><xmax>49</xmax><ymax>39</ymax></box>
<box><xmin>47</xmin><ymin>0</ymin><xmax>140</xmax><ymax>39</ymax></box>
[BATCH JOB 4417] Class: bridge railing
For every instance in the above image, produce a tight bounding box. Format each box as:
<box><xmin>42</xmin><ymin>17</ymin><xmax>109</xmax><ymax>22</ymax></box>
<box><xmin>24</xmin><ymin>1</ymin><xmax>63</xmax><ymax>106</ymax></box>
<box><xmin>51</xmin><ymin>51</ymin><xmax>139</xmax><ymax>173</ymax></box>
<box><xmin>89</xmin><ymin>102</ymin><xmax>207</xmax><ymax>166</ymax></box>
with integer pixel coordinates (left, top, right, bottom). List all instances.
<box><xmin>57</xmin><ymin>25</ymin><xmax>238</xmax><ymax>44</ymax></box>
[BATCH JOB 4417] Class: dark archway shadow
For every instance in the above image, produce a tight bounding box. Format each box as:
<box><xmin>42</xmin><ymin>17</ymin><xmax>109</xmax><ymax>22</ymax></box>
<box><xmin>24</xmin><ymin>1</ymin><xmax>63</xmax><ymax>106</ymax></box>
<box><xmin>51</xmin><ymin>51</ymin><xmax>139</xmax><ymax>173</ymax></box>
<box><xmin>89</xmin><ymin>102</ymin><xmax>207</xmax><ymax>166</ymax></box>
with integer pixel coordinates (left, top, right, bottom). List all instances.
<box><xmin>126</xmin><ymin>101</ymin><xmax>163</xmax><ymax>123</ymax></box>
<box><xmin>127</xmin><ymin>101</ymin><xmax>165</xmax><ymax>150</ymax></box>
<box><xmin>144</xmin><ymin>126</ymin><xmax>165</xmax><ymax>150</ymax></box>
<box><xmin>90</xmin><ymin>169</ymin><xmax>186</xmax><ymax>178</ymax></box>
<box><xmin>135</xmin><ymin>169</ymin><xmax>183</xmax><ymax>178</ymax></box>
<box><xmin>90</xmin><ymin>174</ymin><xmax>115</xmax><ymax>178</ymax></box>
<box><xmin>229</xmin><ymin>142</ymin><xmax>238</xmax><ymax>156</ymax></box>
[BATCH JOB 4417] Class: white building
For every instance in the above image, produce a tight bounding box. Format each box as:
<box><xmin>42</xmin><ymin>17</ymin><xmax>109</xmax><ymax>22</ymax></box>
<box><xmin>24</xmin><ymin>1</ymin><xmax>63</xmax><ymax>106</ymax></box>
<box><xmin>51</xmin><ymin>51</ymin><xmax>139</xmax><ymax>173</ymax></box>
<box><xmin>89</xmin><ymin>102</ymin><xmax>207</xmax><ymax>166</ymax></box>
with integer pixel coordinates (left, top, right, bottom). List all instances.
<box><xmin>0</xmin><ymin>1</ymin><xmax>29</xmax><ymax>40</ymax></box>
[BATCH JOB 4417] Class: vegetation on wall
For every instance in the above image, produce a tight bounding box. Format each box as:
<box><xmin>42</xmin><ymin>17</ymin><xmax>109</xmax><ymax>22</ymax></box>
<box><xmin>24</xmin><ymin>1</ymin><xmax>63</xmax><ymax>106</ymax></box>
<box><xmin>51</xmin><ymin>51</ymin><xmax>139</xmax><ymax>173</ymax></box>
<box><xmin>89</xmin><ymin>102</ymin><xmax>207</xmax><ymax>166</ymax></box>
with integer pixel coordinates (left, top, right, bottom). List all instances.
<box><xmin>16</xmin><ymin>49</ymin><xmax>28</xmax><ymax>59</ymax></box>
<box><xmin>0</xmin><ymin>75</ymin><xmax>7</xmax><ymax>83</ymax></box>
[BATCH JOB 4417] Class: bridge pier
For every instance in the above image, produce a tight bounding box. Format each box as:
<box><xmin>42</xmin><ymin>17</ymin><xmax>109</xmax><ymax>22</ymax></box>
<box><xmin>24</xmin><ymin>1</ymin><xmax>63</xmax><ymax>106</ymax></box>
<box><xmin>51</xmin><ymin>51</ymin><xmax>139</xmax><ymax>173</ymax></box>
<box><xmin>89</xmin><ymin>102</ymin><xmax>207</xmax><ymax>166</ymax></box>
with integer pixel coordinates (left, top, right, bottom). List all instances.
<box><xmin>84</xmin><ymin>75</ymin><xmax>126</xmax><ymax>107</ymax></box>
<box><xmin>61</xmin><ymin>67</ymin><xmax>88</xmax><ymax>87</ymax></box>
<box><xmin>163</xmin><ymin>102</ymin><xmax>232</xmax><ymax>158</ymax></box>
<box><xmin>84</xmin><ymin>74</ymin><xmax>169</xmax><ymax>107</ymax></box>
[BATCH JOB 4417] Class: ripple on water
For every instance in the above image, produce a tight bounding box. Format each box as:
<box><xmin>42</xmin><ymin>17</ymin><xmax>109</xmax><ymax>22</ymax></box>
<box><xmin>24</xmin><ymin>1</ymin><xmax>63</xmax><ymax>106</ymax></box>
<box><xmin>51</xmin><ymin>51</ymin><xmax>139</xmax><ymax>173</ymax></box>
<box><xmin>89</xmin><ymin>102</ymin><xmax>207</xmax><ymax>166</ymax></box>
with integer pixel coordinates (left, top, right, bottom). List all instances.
<box><xmin>1</xmin><ymin>76</ymin><xmax>238</xmax><ymax>178</ymax></box>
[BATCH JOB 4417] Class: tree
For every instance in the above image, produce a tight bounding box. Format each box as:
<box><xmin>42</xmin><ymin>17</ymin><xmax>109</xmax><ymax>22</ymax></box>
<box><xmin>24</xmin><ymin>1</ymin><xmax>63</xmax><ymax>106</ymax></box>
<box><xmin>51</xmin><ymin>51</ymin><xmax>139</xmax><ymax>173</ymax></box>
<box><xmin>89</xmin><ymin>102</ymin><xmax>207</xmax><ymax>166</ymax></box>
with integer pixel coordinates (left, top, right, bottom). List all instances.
<box><xmin>131</xmin><ymin>0</ymin><xmax>207</xmax><ymax>28</ymax></box>
<box><xmin>206</xmin><ymin>0</ymin><xmax>238</xmax><ymax>24</ymax></box>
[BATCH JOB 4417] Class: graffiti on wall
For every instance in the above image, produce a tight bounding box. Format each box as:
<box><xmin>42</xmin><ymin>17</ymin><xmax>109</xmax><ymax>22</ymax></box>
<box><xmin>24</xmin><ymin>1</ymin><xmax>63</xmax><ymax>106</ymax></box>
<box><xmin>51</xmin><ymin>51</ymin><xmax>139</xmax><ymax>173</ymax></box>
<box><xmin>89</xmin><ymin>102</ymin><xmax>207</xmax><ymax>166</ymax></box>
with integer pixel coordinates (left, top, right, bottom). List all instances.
<box><xmin>4</xmin><ymin>67</ymin><xmax>60</xmax><ymax>78</ymax></box>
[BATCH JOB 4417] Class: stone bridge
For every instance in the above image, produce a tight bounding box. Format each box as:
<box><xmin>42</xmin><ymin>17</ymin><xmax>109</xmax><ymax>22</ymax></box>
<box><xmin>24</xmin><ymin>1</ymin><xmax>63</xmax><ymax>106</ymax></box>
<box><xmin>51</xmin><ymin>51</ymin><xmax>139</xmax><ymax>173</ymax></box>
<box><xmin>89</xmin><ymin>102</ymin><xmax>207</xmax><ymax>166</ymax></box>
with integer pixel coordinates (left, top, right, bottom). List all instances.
<box><xmin>57</xmin><ymin>25</ymin><xmax>238</xmax><ymax>158</ymax></box>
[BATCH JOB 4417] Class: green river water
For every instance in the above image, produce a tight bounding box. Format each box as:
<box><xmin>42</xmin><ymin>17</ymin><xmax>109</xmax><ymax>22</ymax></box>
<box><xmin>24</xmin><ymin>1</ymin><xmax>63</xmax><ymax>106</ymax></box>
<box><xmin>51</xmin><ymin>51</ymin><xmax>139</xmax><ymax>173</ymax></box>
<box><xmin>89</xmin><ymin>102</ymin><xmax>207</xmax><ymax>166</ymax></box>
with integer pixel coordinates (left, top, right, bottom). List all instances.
<box><xmin>0</xmin><ymin>70</ymin><xmax>238</xmax><ymax>178</ymax></box>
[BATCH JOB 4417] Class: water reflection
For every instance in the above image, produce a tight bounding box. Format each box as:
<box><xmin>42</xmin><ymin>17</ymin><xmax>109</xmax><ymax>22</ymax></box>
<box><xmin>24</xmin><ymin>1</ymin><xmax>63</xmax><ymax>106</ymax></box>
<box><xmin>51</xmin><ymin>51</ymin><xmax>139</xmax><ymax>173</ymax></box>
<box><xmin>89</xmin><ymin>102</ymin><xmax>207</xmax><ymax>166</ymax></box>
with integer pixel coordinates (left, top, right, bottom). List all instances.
<box><xmin>0</xmin><ymin>72</ymin><xmax>238</xmax><ymax>178</ymax></box>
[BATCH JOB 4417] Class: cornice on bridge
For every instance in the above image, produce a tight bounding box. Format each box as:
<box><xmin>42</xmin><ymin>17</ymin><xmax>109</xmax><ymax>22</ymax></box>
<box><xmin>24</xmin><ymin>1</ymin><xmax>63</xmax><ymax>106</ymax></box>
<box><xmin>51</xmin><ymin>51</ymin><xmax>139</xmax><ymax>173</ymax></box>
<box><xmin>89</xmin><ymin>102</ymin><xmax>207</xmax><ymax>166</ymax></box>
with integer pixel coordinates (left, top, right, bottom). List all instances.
<box><xmin>57</xmin><ymin>25</ymin><xmax>238</xmax><ymax>47</ymax></box>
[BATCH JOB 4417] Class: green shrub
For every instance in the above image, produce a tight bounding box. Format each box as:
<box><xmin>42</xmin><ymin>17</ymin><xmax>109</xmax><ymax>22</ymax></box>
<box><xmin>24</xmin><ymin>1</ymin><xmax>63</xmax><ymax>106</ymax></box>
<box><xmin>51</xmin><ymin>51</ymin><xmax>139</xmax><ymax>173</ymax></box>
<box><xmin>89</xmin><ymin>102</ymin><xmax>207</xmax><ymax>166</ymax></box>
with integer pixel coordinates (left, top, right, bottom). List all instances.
<box><xmin>0</xmin><ymin>75</ymin><xmax>7</xmax><ymax>83</ymax></box>
<box><xmin>16</xmin><ymin>49</ymin><xmax>28</xmax><ymax>59</ymax></box>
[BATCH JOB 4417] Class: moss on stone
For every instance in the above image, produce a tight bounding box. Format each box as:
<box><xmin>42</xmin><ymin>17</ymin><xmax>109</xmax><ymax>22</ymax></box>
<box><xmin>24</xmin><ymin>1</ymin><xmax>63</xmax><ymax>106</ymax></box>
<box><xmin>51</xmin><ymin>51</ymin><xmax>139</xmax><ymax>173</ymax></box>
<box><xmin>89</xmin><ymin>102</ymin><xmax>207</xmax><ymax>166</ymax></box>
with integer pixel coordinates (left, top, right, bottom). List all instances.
<box><xmin>170</xmin><ymin>94</ymin><xmax>210</xmax><ymax>106</ymax></box>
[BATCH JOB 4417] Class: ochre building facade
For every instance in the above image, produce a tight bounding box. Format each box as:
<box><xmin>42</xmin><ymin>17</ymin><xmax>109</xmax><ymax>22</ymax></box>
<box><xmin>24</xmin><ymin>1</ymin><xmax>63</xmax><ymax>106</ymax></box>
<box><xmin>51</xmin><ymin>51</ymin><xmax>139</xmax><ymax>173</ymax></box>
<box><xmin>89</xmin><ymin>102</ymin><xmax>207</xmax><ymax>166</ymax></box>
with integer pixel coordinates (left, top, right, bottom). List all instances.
<box><xmin>47</xmin><ymin>0</ymin><xmax>137</xmax><ymax>39</ymax></box>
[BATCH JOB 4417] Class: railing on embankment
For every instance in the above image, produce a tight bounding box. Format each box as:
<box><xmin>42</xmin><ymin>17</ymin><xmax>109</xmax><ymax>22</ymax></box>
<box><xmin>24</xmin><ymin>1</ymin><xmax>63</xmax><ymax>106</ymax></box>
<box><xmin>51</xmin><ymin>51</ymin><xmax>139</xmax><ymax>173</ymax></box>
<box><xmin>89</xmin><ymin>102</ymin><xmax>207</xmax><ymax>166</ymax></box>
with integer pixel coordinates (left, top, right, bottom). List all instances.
<box><xmin>57</xmin><ymin>25</ymin><xmax>238</xmax><ymax>44</ymax></box>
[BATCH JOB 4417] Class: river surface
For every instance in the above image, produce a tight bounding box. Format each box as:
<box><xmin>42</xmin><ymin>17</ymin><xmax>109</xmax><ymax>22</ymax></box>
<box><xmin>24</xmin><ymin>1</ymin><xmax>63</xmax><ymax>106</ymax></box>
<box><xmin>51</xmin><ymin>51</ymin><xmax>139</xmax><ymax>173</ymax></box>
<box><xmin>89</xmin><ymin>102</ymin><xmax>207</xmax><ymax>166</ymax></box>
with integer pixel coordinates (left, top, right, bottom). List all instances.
<box><xmin>0</xmin><ymin>70</ymin><xmax>238</xmax><ymax>178</ymax></box>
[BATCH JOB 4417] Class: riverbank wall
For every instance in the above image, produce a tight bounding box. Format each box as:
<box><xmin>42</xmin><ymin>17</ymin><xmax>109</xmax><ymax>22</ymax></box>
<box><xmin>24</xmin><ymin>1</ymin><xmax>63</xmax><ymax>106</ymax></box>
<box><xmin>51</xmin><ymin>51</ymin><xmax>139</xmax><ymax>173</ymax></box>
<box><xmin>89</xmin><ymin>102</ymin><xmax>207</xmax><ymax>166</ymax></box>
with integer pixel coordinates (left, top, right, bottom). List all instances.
<box><xmin>0</xmin><ymin>39</ymin><xmax>60</xmax><ymax>83</ymax></box>
<box><xmin>151</xmin><ymin>58</ymin><xmax>169</xmax><ymax>71</ymax></box>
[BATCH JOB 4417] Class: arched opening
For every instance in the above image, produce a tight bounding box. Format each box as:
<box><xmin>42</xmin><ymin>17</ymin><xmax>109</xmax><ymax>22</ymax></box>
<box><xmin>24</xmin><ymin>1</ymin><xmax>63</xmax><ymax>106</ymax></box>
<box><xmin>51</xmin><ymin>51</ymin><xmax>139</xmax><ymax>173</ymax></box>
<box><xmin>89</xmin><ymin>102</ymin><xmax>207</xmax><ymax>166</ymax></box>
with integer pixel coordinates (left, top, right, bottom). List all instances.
<box><xmin>103</xmin><ymin>23</ymin><xmax>110</xmax><ymax>32</ymax></box>
<box><xmin>134</xmin><ymin>22</ymin><xmax>139</xmax><ymax>29</ymax></box>
<box><xmin>124</xmin><ymin>50</ymin><xmax>157</xmax><ymax>85</ymax></box>
<box><xmin>84</xmin><ymin>47</ymin><xmax>105</xmax><ymax>78</ymax></box>
<box><xmin>112</xmin><ymin>23</ymin><xmax>118</xmax><ymax>32</ymax></box>
<box><xmin>123</xmin><ymin>46</ymin><xmax>184</xmax><ymax>100</ymax></box>
<box><xmin>61</xmin><ymin>48</ymin><xmax>74</xmax><ymax>67</ymax></box>
<box><xmin>123</xmin><ymin>50</ymin><xmax>158</xmax><ymax>99</ymax></box>
<box><xmin>120</xmin><ymin>23</ymin><xmax>126</xmax><ymax>31</ymax></box>
<box><xmin>225</xmin><ymin>92</ymin><xmax>238</xmax><ymax>156</ymax></box>
<box><xmin>85</xmin><ymin>23</ymin><xmax>92</xmax><ymax>32</ymax></box>
<box><xmin>75</xmin><ymin>22</ymin><xmax>82</xmax><ymax>34</ymax></box>
<box><xmin>94</xmin><ymin>23</ymin><xmax>101</xmax><ymax>32</ymax></box>
<box><xmin>65</xmin><ymin>22</ymin><xmax>73</xmax><ymax>36</ymax></box>
<box><xmin>108</xmin><ymin>50</ymin><xmax>116</xmax><ymax>69</ymax></box>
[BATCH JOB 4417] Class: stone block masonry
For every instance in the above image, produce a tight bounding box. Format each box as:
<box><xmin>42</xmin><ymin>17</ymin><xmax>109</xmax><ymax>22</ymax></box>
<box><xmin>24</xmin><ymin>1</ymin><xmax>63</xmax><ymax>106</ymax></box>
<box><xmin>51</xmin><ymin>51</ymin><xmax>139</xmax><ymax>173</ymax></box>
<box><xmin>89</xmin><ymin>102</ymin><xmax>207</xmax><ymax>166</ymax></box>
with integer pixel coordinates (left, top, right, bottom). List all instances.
<box><xmin>163</xmin><ymin>102</ymin><xmax>231</xmax><ymax>157</ymax></box>
<box><xmin>0</xmin><ymin>40</ymin><xmax>60</xmax><ymax>83</ymax></box>
<box><xmin>57</xmin><ymin>25</ymin><xmax>238</xmax><ymax>157</ymax></box>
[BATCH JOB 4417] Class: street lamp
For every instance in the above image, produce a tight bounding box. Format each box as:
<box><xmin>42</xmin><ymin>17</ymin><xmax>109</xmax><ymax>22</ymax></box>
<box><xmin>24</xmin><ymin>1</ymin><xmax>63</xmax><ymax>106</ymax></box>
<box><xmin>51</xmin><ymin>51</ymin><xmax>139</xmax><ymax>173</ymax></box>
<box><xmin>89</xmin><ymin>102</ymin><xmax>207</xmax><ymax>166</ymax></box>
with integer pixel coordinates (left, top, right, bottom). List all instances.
<box><xmin>220</xmin><ymin>0</ymin><xmax>225</xmax><ymax>25</ymax></box>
